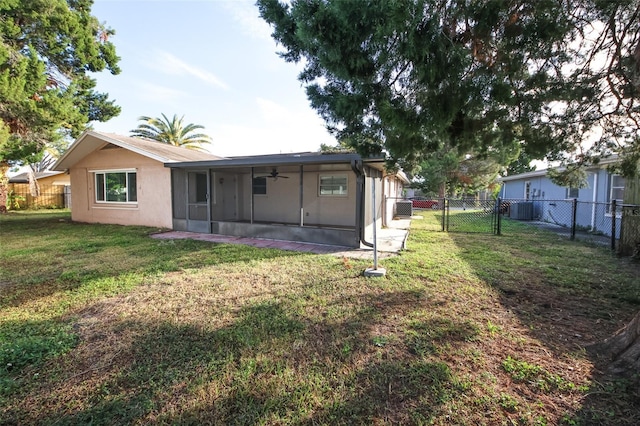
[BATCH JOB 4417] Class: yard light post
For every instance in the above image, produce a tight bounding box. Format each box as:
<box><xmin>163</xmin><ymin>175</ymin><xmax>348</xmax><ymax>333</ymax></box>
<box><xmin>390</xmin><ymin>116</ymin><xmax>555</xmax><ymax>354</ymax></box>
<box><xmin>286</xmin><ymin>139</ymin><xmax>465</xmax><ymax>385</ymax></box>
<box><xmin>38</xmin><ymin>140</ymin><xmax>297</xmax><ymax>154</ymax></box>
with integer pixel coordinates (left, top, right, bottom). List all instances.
<box><xmin>364</xmin><ymin>175</ymin><xmax>386</xmax><ymax>277</ymax></box>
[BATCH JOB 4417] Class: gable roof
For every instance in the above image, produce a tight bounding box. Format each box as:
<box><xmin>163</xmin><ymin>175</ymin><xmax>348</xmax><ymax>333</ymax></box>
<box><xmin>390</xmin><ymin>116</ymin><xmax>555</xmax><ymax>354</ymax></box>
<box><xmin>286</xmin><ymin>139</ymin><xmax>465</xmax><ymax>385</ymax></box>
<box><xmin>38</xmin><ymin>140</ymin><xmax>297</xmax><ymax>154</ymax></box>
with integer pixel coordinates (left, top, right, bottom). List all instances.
<box><xmin>52</xmin><ymin>131</ymin><xmax>223</xmax><ymax>171</ymax></box>
<box><xmin>8</xmin><ymin>171</ymin><xmax>65</xmax><ymax>183</ymax></box>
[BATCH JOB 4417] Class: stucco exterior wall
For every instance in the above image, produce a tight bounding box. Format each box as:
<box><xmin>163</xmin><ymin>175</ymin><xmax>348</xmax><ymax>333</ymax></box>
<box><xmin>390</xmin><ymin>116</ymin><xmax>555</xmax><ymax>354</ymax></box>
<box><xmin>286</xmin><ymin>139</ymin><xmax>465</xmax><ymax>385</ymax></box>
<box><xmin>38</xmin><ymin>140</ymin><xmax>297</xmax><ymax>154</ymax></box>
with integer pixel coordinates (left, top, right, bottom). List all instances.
<box><xmin>230</xmin><ymin>170</ymin><xmax>358</xmax><ymax>227</ymax></box>
<box><xmin>383</xmin><ymin>175</ymin><xmax>404</xmax><ymax>226</ymax></box>
<box><xmin>69</xmin><ymin>147</ymin><xmax>173</xmax><ymax>228</ymax></box>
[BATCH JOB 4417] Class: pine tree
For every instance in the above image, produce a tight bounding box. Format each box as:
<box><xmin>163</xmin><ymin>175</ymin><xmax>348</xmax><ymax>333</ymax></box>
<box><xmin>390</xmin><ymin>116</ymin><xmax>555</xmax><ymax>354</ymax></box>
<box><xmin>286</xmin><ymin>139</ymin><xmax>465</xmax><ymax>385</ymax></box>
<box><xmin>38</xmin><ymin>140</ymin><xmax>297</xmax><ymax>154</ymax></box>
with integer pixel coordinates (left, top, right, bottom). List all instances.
<box><xmin>0</xmin><ymin>0</ymin><xmax>120</xmax><ymax>211</ymax></box>
<box><xmin>257</xmin><ymin>0</ymin><xmax>640</xmax><ymax>173</ymax></box>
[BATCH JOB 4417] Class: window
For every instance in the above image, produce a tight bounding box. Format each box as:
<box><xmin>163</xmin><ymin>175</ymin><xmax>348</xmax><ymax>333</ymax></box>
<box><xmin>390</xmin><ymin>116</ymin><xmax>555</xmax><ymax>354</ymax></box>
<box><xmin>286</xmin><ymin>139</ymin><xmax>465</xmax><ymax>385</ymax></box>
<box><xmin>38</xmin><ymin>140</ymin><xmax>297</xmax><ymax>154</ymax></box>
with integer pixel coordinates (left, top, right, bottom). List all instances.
<box><xmin>95</xmin><ymin>170</ymin><xmax>137</xmax><ymax>203</ymax></box>
<box><xmin>319</xmin><ymin>175</ymin><xmax>348</xmax><ymax>196</ymax></box>
<box><xmin>566</xmin><ymin>187</ymin><xmax>579</xmax><ymax>199</ymax></box>
<box><xmin>607</xmin><ymin>174</ymin><xmax>626</xmax><ymax>214</ymax></box>
<box><xmin>609</xmin><ymin>174</ymin><xmax>625</xmax><ymax>203</ymax></box>
<box><xmin>252</xmin><ymin>177</ymin><xmax>267</xmax><ymax>195</ymax></box>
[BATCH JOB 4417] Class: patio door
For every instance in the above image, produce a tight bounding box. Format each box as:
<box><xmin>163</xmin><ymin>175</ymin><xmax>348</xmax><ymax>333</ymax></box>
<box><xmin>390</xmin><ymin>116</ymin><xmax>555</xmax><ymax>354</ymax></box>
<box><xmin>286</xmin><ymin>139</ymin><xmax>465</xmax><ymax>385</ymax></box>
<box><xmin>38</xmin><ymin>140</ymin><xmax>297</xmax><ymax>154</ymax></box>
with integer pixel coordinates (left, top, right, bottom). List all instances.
<box><xmin>187</xmin><ymin>171</ymin><xmax>210</xmax><ymax>233</ymax></box>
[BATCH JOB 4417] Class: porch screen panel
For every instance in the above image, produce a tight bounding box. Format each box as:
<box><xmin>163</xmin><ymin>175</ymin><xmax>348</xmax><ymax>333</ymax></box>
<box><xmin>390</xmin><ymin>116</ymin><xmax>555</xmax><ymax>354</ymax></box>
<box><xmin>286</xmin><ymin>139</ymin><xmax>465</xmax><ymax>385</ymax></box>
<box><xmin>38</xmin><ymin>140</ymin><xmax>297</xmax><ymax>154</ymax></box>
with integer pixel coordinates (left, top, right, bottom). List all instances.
<box><xmin>189</xmin><ymin>205</ymin><xmax>208</xmax><ymax>221</ymax></box>
<box><xmin>188</xmin><ymin>172</ymin><xmax>208</xmax><ymax>221</ymax></box>
<box><xmin>172</xmin><ymin>169</ymin><xmax>187</xmax><ymax>220</ymax></box>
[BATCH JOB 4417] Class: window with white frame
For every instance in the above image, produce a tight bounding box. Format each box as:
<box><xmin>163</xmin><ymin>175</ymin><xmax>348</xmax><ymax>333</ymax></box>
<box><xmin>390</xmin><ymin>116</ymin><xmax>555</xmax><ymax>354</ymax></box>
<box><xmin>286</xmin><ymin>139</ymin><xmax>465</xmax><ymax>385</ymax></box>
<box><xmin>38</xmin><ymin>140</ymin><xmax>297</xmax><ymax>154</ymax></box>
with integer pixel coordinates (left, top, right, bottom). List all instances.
<box><xmin>95</xmin><ymin>170</ymin><xmax>137</xmax><ymax>203</ymax></box>
<box><xmin>607</xmin><ymin>174</ymin><xmax>625</xmax><ymax>211</ymax></box>
<box><xmin>319</xmin><ymin>175</ymin><xmax>348</xmax><ymax>196</ymax></box>
<box><xmin>566</xmin><ymin>187</ymin><xmax>579</xmax><ymax>199</ymax></box>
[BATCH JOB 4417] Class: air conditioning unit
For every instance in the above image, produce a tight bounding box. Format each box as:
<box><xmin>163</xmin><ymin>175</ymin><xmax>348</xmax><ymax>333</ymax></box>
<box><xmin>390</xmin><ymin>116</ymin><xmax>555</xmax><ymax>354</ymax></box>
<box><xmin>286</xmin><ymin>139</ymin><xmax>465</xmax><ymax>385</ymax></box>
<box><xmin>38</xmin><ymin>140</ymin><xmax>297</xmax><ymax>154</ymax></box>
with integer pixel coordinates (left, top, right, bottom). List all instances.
<box><xmin>396</xmin><ymin>200</ymin><xmax>413</xmax><ymax>217</ymax></box>
<box><xmin>510</xmin><ymin>202</ymin><xmax>534</xmax><ymax>220</ymax></box>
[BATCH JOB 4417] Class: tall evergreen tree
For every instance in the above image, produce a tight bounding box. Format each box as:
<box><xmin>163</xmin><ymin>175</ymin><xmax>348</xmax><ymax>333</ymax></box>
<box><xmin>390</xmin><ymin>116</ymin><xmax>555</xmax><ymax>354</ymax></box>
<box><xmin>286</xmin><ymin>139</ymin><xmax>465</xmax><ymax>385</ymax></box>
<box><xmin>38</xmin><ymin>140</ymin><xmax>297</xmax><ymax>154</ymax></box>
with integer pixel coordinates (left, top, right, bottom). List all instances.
<box><xmin>0</xmin><ymin>0</ymin><xmax>120</xmax><ymax>210</ymax></box>
<box><xmin>257</xmin><ymin>0</ymin><xmax>640</xmax><ymax>174</ymax></box>
<box><xmin>130</xmin><ymin>114</ymin><xmax>213</xmax><ymax>152</ymax></box>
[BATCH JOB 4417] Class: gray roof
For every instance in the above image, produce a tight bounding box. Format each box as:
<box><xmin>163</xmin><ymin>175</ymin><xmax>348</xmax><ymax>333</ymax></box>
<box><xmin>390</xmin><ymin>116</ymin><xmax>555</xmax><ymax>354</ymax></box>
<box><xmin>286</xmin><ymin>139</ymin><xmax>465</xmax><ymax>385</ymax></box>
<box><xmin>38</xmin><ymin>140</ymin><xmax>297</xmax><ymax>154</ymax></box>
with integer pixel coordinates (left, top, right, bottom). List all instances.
<box><xmin>499</xmin><ymin>155</ymin><xmax>621</xmax><ymax>182</ymax></box>
<box><xmin>166</xmin><ymin>151</ymin><xmax>386</xmax><ymax>170</ymax></box>
<box><xmin>8</xmin><ymin>170</ymin><xmax>64</xmax><ymax>183</ymax></box>
<box><xmin>53</xmin><ymin>131</ymin><xmax>223</xmax><ymax>171</ymax></box>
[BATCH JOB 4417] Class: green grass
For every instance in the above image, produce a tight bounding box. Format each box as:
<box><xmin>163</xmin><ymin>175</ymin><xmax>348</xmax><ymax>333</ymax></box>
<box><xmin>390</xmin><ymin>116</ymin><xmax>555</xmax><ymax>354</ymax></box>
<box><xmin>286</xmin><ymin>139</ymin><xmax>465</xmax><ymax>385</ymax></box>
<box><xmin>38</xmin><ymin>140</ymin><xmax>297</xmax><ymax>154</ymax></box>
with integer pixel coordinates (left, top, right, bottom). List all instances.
<box><xmin>1</xmin><ymin>210</ymin><xmax>639</xmax><ymax>424</ymax></box>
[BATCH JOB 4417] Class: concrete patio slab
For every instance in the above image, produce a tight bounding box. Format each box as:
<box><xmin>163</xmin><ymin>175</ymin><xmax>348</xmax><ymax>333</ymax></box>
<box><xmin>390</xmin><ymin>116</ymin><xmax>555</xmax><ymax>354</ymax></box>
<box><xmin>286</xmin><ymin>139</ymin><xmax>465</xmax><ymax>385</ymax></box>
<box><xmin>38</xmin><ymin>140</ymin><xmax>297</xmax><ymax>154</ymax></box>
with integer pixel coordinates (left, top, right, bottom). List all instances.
<box><xmin>150</xmin><ymin>217</ymin><xmax>411</xmax><ymax>259</ymax></box>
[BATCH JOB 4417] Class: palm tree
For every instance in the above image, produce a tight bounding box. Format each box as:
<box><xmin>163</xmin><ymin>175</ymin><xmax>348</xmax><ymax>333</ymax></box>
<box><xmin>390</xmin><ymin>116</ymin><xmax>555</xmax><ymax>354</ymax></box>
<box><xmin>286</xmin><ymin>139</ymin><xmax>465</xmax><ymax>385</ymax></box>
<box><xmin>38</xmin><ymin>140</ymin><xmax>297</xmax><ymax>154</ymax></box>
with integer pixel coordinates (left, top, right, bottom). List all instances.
<box><xmin>130</xmin><ymin>113</ymin><xmax>212</xmax><ymax>151</ymax></box>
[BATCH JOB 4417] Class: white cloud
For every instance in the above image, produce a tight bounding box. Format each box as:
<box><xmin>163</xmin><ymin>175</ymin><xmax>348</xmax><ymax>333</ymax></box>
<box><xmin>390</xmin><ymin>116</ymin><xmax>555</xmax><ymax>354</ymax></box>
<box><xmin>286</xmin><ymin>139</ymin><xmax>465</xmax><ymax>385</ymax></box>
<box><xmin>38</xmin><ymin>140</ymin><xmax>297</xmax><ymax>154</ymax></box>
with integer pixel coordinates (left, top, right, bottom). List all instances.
<box><xmin>222</xmin><ymin>1</ymin><xmax>273</xmax><ymax>41</ymax></box>
<box><xmin>153</xmin><ymin>50</ymin><xmax>230</xmax><ymax>90</ymax></box>
<box><xmin>207</xmin><ymin>97</ymin><xmax>335</xmax><ymax>157</ymax></box>
<box><xmin>137</xmin><ymin>82</ymin><xmax>188</xmax><ymax>102</ymax></box>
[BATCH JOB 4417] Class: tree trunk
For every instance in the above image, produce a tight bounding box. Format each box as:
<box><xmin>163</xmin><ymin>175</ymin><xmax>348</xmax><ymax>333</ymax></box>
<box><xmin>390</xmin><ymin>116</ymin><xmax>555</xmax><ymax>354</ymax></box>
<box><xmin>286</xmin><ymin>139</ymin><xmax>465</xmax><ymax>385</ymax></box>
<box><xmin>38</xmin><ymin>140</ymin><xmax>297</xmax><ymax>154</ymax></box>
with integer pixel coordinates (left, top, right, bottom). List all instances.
<box><xmin>589</xmin><ymin>310</ymin><xmax>640</xmax><ymax>376</ymax></box>
<box><xmin>0</xmin><ymin>161</ymin><xmax>9</xmax><ymax>213</ymax></box>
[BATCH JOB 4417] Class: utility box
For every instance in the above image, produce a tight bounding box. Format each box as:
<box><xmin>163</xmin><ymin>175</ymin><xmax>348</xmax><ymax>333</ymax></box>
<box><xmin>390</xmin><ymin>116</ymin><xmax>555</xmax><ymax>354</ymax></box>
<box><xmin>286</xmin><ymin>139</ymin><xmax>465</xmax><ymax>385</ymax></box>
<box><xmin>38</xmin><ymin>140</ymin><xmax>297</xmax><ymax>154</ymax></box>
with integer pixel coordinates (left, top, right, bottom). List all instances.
<box><xmin>396</xmin><ymin>200</ymin><xmax>413</xmax><ymax>217</ymax></box>
<box><xmin>510</xmin><ymin>202</ymin><xmax>534</xmax><ymax>220</ymax></box>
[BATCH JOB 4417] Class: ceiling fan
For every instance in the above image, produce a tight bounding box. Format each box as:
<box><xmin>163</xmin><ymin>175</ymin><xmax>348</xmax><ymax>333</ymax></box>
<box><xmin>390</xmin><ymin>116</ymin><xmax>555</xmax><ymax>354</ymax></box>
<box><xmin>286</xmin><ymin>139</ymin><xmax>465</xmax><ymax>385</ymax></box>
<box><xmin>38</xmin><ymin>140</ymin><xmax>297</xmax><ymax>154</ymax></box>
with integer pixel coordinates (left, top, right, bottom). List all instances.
<box><xmin>257</xmin><ymin>168</ymin><xmax>289</xmax><ymax>180</ymax></box>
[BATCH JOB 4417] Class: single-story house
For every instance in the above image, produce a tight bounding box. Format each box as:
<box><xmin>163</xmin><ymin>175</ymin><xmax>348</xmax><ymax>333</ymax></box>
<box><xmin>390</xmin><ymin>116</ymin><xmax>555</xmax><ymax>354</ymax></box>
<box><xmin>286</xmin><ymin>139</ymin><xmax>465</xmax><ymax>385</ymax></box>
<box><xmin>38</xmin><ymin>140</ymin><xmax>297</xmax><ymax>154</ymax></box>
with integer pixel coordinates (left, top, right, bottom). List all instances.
<box><xmin>53</xmin><ymin>131</ymin><xmax>408</xmax><ymax>248</ymax></box>
<box><xmin>7</xmin><ymin>170</ymin><xmax>71</xmax><ymax>209</ymax></box>
<box><xmin>499</xmin><ymin>158</ymin><xmax>627</xmax><ymax>238</ymax></box>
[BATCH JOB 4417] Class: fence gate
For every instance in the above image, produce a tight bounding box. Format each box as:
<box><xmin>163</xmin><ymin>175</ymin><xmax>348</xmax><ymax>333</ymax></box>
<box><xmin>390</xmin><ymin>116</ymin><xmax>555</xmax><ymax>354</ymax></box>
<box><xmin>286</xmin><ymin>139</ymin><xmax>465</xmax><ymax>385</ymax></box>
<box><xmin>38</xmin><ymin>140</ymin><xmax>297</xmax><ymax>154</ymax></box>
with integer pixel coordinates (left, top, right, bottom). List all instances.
<box><xmin>441</xmin><ymin>198</ymin><xmax>499</xmax><ymax>234</ymax></box>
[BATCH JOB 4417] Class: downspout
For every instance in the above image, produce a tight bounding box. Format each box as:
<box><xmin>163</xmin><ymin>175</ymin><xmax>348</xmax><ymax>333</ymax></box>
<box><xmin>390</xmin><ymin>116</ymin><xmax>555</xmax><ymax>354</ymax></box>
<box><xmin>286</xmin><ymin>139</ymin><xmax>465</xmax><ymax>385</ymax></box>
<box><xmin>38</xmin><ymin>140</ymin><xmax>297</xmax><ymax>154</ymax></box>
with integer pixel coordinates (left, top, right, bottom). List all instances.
<box><xmin>591</xmin><ymin>172</ymin><xmax>598</xmax><ymax>231</ymax></box>
<box><xmin>250</xmin><ymin>167</ymin><xmax>254</xmax><ymax>224</ymax></box>
<box><xmin>299</xmin><ymin>164</ymin><xmax>304</xmax><ymax>226</ymax></box>
<box><xmin>351</xmin><ymin>159</ymin><xmax>374</xmax><ymax>248</ymax></box>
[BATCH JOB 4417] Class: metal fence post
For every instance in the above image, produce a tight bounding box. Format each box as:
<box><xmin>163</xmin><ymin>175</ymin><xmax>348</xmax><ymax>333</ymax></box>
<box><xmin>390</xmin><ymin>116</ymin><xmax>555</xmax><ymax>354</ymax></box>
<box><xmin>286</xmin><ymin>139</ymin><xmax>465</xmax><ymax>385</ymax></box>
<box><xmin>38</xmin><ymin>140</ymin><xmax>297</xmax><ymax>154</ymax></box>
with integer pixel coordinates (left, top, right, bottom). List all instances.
<box><xmin>496</xmin><ymin>197</ymin><xmax>502</xmax><ymax>235</ymax></box>
<box><xmin>441</xmin><ymin>198</ymin><xmax>446</xmax><ymax>232</ymax></box>
<box><xmin>611</xmin><ymin>200</ymin><xmax>617</xmax><ymax>251</ymax></box>
<box><xmin>571</xmin><ymin>198</ymin><xmax>577</xmax><ymax>240</ymax></box>
<box><xmin>445</xmin><ymin>198</ymin><xmax>450</xmax><ymax>232</ymax></box>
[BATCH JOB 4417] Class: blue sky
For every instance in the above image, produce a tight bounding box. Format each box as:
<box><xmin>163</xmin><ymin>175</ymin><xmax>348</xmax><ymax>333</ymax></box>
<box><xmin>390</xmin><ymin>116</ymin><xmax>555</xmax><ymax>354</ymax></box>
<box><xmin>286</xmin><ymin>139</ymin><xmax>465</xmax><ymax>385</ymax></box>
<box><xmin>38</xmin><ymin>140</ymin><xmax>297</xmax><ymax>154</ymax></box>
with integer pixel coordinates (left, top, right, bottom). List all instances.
<box><xmin>90</xmin><ymin>0</ymin><xmax>336</xmax><ymax>157</ymax></box>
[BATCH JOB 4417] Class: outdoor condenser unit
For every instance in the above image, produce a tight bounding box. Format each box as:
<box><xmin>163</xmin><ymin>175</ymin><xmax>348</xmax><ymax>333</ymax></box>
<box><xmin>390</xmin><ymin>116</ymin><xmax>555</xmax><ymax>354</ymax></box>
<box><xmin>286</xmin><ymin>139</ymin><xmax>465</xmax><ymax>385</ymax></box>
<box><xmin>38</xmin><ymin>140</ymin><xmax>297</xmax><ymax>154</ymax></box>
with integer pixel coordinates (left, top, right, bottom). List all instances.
<box><xmin>396</xmin><ymin>200</ymin><xmax>413</xmax><ymax>217</ymax></box>
<box><xmin>510</xmin><ymin>202</ymin><xmax>534</xmax><ymax>220</ymax></box>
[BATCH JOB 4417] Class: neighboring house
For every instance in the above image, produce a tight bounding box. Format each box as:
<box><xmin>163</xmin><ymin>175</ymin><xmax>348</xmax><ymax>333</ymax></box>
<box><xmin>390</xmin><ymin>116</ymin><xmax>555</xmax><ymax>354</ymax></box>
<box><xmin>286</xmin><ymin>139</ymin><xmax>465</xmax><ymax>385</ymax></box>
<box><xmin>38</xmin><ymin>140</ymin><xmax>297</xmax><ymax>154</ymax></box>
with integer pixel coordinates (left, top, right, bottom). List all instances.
<box><xmin>8</xmin><ymin>170</ymin><xmax>70</xmax><ymax>209</ymax></box>
<box><xmin>53</xmin><ymin>131</ymin><xmax>407</xmax><ymax>248</ymax></box>
<box><xmin>499</xmin><ymin>157</ymin><xmax>627</xmax><ymax>238</ymax></box>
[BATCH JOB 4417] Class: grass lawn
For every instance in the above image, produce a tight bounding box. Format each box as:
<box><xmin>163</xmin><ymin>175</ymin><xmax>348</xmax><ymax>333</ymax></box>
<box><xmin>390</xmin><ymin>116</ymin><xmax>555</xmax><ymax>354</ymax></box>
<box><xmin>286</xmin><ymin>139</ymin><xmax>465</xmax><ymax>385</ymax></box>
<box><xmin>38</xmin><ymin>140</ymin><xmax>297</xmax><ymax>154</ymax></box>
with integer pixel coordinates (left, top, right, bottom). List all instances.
<box><xmin>1</xmin><ymin>210</ymin><xmax>639</xmax><ymax>425</ymax></box>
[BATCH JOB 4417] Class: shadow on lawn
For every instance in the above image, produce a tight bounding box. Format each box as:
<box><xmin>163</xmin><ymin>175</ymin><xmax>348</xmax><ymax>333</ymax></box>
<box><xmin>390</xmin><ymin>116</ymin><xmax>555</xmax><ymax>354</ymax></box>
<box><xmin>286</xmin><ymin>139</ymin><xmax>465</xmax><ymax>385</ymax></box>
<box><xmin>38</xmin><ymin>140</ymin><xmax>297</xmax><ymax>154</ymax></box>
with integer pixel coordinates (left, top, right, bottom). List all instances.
<box><xmin>1</xmin><ymin>291</ymin><xmax>467</xmax><ymax>425</ymax></box>
<box><xmin>0</xmin><ymin>215</ymin><xmax>302</xmax><ymax>397</ymax></box>
<box><xmin>1</xmin><ymin>223</ymin><xmax>298</xmax><ymax>310</ymax></box>
<box><xmin>447</xmin><ymin>231</ymin><xmax>640</xmax><ymax>423</ymax></box>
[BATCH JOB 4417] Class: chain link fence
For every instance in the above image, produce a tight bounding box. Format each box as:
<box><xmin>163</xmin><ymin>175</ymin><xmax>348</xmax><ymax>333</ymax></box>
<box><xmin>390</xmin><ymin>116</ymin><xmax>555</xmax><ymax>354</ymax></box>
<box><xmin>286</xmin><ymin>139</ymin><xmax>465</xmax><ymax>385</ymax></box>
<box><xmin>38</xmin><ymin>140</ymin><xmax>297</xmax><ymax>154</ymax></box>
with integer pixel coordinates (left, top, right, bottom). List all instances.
<box><xmin>393</xmin><ymin>197</ymin><xmax>640</xmax><ymax>256</ymax></box>
<box><xmin>495</xmin><ymin>198</ymin><xmax>640</xmax><ymax>254</ymax></box>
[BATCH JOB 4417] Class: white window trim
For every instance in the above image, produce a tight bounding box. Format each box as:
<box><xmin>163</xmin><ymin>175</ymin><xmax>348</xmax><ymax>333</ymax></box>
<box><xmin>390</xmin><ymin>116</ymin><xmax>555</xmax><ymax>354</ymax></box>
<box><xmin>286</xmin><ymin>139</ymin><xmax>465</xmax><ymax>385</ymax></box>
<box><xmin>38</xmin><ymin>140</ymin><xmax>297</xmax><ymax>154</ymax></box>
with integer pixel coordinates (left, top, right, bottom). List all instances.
<box><xmin>94</xmin><ymin>169</ymin><xmax>138</xmax><ymax>204</ymax></box>
<box><xmin>319</xmin><ymin>174</ymin><xmax>348</xmax><ymax>197</ymax></box>
<box><xmin>605</xmin><ymin>174</ymin><xmax>625</xmax><ymax>217</ymax></box>
<box><xmin>565</xmin><ymin>187</ymin><xmax>579</xmax><ymax>199</ymax></box>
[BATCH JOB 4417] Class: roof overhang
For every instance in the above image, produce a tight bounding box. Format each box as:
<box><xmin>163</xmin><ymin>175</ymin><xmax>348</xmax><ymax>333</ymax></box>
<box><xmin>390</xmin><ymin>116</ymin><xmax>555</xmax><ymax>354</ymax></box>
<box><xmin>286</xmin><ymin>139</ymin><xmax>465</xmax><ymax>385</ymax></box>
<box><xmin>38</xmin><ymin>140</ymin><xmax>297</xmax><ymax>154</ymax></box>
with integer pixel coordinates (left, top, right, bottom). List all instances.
<box><xmin>53</xmin><ymin>131</ymin><xmax>221</xmax><ymax>171</ymax></box>
<box><xmin>164</xmin><ymin>153</ymin><xmax>386</xmax><ymax>171</ymax></box>
<box><xmin>53</xmin><ymin>131</ymin><xmax>174</xmax><ymax>171</ymax></box>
